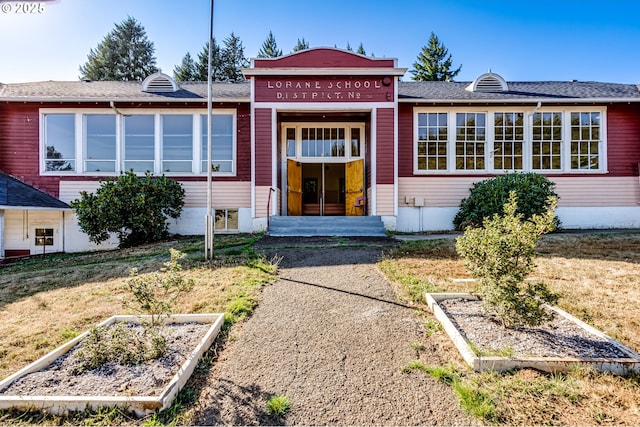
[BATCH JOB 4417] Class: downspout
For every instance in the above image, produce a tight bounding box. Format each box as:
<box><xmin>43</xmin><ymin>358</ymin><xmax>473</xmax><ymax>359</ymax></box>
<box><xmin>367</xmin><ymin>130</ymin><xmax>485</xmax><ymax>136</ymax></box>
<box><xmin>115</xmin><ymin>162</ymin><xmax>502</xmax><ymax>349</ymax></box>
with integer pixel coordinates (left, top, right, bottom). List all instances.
<box><xmin>109</xmin><ymin>101</ymin><xmax>123</xmax><ymax>116</ymax></box>
<box><xmin>0</xmin><ymin>209</ymin><xmax>4</xmax><ymax>258</ymax></box>
<box><xmin>62</xmin><ymin>210</ymin><xmax>65</xmax><ymax>253</ymax></box>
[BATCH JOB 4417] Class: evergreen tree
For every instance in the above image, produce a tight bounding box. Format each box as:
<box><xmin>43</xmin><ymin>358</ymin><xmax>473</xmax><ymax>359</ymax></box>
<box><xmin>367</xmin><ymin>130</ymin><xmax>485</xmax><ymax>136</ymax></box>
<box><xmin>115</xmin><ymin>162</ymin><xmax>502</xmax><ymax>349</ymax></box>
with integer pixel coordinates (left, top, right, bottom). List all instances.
<box><xmin>196</xmin><ymin>39</ymin><xmax>223</xmax><ymax>81</ymax></box>
<box><xmin>220</xmin><ymin>32</ymin><xmax>248</xmax><ymax>82</ymax></box>
<box><xmin>346</xmin><ymin>42</ymin><xmax>353</xmax><ymax>52</ymax></box>
<box><xmin>257</xmin><ymin>31</ymin><xmax>283</xmax><ymax>58</ymax></box>
<box><xmin>292</xmin><ymin>38</ymin><xmax>309</xmax><ymax>52</ymax></box>
<box><xmin>411</xmin><ymin>32</ymin><xmax>462</xmax><ymax>81</ymax></box>
<box><xmin>79</xmin><ymin>16</ymin><xmax>158</xmax><ymax>81</ymax></box>
<box><xmin>173</xmin><ymin>52</ymin><xmax>197</xmax><ymax>81</ymax></box>
<box><xmin>356</xmin><ymin>43</ymin><xmax>366</xmax><ymax>55</ymax></box>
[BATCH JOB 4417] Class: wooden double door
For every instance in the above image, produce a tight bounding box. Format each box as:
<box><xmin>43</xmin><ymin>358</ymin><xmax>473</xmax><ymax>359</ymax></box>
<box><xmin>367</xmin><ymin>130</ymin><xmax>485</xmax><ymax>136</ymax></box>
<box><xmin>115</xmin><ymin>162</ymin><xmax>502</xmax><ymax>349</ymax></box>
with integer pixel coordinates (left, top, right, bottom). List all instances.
<box><xmin>287</xmin><ymin>159</ymin><xmax>364</xmax><ymax>216</ymax></box>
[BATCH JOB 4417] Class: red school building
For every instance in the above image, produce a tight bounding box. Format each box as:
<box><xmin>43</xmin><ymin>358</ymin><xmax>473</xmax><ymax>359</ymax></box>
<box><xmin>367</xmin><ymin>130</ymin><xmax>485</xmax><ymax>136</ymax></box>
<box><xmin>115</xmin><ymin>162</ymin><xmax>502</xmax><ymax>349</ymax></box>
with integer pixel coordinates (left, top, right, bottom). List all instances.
<box><xmin>1</xmin><ymin>48</ymin><xmax>640</xmax><ymax>256</ymax></box>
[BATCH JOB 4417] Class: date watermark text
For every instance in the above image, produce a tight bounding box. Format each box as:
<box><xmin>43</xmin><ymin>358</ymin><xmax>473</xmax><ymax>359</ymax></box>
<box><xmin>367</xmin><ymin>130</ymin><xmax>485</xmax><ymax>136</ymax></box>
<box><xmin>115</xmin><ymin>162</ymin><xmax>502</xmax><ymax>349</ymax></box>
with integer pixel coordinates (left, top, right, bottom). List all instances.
<box><xmin>1</xmin><ymin>2</ymin><xmax>46</xmax><ymax>14</ymax></box>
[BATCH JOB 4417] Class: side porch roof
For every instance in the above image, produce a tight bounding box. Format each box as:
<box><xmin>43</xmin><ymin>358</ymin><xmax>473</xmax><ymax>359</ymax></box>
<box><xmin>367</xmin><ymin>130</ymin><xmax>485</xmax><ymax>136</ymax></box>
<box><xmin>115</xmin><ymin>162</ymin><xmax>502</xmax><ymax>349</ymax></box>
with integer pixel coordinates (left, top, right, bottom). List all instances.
<box><xmin>0</xmin><ymin>172</ymin><xmax>71</xmax><ymax>210</ymax></box>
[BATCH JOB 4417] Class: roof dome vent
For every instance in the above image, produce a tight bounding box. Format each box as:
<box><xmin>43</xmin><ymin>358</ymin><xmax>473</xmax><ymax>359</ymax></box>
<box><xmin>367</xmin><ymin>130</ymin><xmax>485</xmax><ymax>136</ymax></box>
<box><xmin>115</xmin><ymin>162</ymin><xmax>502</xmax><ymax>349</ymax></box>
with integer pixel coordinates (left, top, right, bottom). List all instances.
<box><xmin>466</xmin><ymin>70</ymin><xmax>508</xmax><ymax>92</ymax></box>
<box><xmin>142</xmin><ymin>72</ymin><xmax>179</xmax><ymax>93</ymax></box>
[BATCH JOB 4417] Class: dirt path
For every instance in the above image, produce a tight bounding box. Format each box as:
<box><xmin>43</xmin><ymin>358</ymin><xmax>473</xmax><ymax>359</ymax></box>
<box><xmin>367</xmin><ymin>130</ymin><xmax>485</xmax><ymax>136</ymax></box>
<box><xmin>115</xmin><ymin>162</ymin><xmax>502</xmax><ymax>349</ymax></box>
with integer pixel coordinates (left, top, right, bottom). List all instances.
<box><xmin>193</xmin><ymin>238</ymin><xmax>476</xmax><ymax>425</ymax></box>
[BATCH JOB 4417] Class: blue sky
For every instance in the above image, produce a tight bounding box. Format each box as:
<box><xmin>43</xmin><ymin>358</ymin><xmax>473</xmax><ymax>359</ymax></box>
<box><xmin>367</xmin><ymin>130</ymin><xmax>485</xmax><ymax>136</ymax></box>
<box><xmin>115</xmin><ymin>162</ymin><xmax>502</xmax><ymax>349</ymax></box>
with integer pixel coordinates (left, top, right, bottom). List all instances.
<box><xmin>0</xmin><ymin>0</ymin><xmax>638</xmax><ymax>84</ymax></box>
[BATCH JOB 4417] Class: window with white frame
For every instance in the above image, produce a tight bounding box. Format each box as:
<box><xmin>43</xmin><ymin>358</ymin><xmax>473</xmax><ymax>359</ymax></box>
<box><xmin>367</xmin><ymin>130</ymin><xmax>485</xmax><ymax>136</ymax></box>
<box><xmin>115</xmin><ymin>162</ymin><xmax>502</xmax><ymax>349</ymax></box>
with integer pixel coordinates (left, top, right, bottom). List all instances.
<box><xmin>162</xmin><ymin>115</ymin><xmax>193</xmax><ymax>172</ymax></box>
<box><xmin>302</xmin><ymin>127</ymin><xmax>346</xmax><ymax>157</ymax></box>
<box><xmin>35</xmin><ymin>228</ymin><xmax>54</xmax><ymax>246</ymax></box>
<box><xmin>44</xmin><ymin>114</ymin><xmax>75</xmax><ymax>172</ymax></box>
<box><xmin>417</xmin><ymin>112</ymin><xmax>448</xmax><ymax>171</ymax></box>
<box><xmin>532</xmin><ymin>112</ymin><xmax>562</xmax><ymax>170</ymax></box>
<box><xmin>123</xmin><ymin>115</ymin><xmax>155</xmax><ymax>173</ymax></box>
<box><xmin>455</xmin><ymin>113</ymin><xmax>486</xmax><ymax>170</ymax></box>
<box><xmin>414</xmin><ymin>108</ymin><xmax>605</xmax><ymax>174</ymax></box>
<box><xmin>84</xmin><ymin>115</ymin><xmax>116</xmax><ymax>172</ymax></box>
<box><xmin>283</xmin><ymin>123</ymin><xmax>364</xmax><ymax>160</ymax></box>
<box><xmin>201</xmin><ymin>114</ymin><xmax>234</xmax><ymax>173</ymax></box>
<box><xmin>493</xmin><ymin>112</ymin><xmax>524</xmax><ymax>170</ymax></box>
<box><xmin>41</xmin><ymin>110</ymin><xmax>236</xmax><ymax>176</ymax></box>
<box><xmin>351</xmin><ymin>128</ymin><xmax>361</xmax><ymax>157</ymax></box>
<box><xmin>214</xmin><ymin>209</ymin><xmax>238</xmax><ymax>231</ymax></box>
<box><xmin>570</xmin><ymin>112</ymin><xmax>600</xmax><ymax>170</ymax></box>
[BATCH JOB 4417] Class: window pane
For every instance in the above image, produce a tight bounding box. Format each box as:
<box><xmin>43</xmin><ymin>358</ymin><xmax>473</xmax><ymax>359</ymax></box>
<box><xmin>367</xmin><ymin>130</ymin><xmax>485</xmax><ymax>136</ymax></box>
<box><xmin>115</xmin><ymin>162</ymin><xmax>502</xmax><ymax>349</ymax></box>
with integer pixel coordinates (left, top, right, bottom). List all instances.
<box><xmin>162</xmin><ymin>161</ymin><xmax>192</xmax><ymax>172</ymax></box>
<box><xmin>493</xmin><ymin>113</ymin><xmax>523</xmax><ymax>171</ymax></box>
<box><xmin>162</xmin><ymin>115</ymin><xmax>192</xmax><ymax>172</ymax></box>
<box><xmin>569</xmin><ymin>111</ymin><xmax>600</xmax><ymax>170</ymax></box>
<box><xmin>124</xmin><ymin>161</ymin><xmax>154</xmax><ymax>172</ymax></box>
<box><xmin>124</xmin><ymin>115</ymin><xmax>154</xmax><ymax>172</ymax></box>
<box><xmin>417</xmin><ymin>157</ymin><xmax>426</xmax><ymax>170</ymax></box>
<box><xmin>227</xmin><ymin>210</ymin><xmax>239</xmax><ymax>229</ymax></box>
<box><xmin>214</xmin><ymin>210</ymin><xmax>226</xmax><ymax>230</ymax></box>
<box><xmin>85</xmin><ymin>161</ymin><xmax>115</xmax><ymax>173</ymax></box>
<box><xmin>201</xmin><ymin>114</ymin><xmax>234</xmax><ymax>173</ymax></box>
<box><xmin>532</xmin><ymin>112</ymin><xmax>562</xmax><ymax>170</ymax></box>
<box><xmin>417</xmin><ymin>113</ymin><xmax>447</xmax><ymax>170</ymax></box>
<box><xmin>287</xmin><ymin>128</ymin><xmax>296</xmax><ymax>157</ymax></box>
<box><xmin>45</xmin><ymin>114</ymin><xmax>75</xmax><ymax>171</ymax></box>
<box><xmin>351</xmin><ymin>128</ymin><xmax>360</xmax><ymax>157</ymax></box>
<box><xmin>455</xmin><ymin>113</ymin><xmax>485</xmax><ymax>170</ymax></box>
<box><xmin>85</xmin><ymin>115</ymin><xmax>116</xmax><ymax>172</ymax></box>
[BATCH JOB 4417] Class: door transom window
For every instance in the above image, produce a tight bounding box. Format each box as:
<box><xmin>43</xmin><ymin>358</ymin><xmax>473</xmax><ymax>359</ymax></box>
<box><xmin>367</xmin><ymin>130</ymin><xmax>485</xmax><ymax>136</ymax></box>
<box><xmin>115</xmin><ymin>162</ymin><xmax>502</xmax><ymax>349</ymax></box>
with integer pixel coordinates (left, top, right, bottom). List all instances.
<box><xmin>284</xmin><ymin>123</ymin><xmax>364</xmax><ymax>161</ymax></box>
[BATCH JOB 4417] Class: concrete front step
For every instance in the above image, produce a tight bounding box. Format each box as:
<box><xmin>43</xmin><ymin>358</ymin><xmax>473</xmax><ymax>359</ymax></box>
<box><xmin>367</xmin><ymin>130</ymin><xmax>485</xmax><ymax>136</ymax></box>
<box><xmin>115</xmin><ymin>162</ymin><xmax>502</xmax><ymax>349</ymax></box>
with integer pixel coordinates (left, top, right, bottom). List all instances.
<box><xmin>268</xmin><ymin>216</ymin><xmax>386</xmax><ymax>237</ymax></box>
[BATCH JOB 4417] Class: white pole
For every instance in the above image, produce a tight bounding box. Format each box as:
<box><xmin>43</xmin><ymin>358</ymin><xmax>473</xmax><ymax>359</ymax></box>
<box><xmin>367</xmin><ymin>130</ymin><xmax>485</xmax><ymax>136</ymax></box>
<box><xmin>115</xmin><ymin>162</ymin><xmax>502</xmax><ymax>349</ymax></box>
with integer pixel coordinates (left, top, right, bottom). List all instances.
<box><xmin>205</xmin><ymin>0</ymin><xmax>215</xmax><ymax>260</ymax></box>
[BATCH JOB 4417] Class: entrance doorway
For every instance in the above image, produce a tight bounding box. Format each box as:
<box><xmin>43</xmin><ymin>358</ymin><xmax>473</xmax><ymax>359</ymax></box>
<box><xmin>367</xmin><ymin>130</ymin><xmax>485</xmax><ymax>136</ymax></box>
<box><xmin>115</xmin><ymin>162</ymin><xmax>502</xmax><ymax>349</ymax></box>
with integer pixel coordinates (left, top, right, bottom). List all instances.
<box><xmin>283</xmin><ymin>121</ymin><xmax>366</xmax><ymax>217</ymax></box>
<box><xmin>287</xmin><ymin>159</ymin><xmax>364</xmax><ymax>216</ymax></box>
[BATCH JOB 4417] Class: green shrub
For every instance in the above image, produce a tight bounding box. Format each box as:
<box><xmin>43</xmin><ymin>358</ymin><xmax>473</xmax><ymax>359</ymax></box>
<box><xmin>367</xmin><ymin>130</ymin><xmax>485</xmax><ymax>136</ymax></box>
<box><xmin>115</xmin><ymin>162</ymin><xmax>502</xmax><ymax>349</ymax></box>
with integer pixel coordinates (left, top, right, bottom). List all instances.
<box><xmin>455</xmin><ymin>192</ymin><xmax>559</xmax><ymax>327</ymax></box>
<box><xmin>71</xmin><ymin>171</ymin><xmax>185</xmax><ymax>248</ymax></box>
<box><xmin>123</xmin><ymin>248</ymin><xmax>195</xmax><ymax>326</ymax></box>
<box><xmin>74</xmin><ymin>322</ymin><xmax>167</xmax><ymax>374</ymax></box>
<box><xmin>453</xmin><ymin>173</ymin><xmax>560</xmax><ymax>231</ymax></box>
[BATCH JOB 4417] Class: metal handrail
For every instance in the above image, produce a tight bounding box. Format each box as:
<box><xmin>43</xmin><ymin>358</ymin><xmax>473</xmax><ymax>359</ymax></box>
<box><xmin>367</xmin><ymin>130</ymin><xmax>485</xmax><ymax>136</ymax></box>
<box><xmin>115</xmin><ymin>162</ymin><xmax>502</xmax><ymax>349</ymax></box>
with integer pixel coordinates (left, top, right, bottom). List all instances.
<box><xmin>266</xmin><ymin>187</ymin><xmax>276</xmax><ymax>233</ymax></box>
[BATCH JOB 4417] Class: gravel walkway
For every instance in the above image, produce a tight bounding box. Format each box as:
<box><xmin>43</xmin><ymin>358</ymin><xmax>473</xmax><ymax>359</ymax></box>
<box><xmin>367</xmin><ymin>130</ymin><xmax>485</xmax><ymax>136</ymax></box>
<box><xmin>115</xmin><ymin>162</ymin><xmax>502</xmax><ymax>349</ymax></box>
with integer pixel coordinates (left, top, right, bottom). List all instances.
<box><xmin>193</xmin><ymin>237</ymin><xmax>476</xmax><ymax>425</ymax></box>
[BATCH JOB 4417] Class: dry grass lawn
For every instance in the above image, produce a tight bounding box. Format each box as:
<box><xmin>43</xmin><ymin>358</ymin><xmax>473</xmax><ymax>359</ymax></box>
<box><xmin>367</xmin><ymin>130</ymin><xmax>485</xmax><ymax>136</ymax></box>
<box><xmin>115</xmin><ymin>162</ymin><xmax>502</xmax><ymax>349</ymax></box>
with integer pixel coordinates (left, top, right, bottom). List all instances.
<box><xmin>380</xmin><ymin>232</ymin><xmax>640</xmax><ymax>426</ymax></box>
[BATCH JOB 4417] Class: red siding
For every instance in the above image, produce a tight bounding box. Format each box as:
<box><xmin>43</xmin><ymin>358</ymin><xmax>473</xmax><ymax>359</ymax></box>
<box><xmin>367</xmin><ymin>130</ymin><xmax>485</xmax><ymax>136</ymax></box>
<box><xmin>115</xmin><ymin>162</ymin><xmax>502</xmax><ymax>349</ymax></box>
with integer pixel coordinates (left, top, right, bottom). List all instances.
<box><xmin>219</xmin><ymin>102</ymin><xmax>251</xmax><ymax>182</ymax></box>
<box><xmin>0</xmin><ymin>103</ymin><xmax>60</xmax><ymax>196</ymax></box>
<box><xmin>376</xmin><ymin>108</ymin><xmax>394</xmax><ymax>185</ymax></box>
<box><xmin>606</xmin><ymin>104</ymin><xmax>640</xmax><ymax>177</ymax></box>
<box><xmin>254</xmin><ymin>108</ymin><xmax>273</xmax><ymax>186</ymax></box>
<box><xmin>398</xmin><ymin>104</ymin><xmax>414</xmax><ymax>177</ymax></box>
<box><xmin>254</xmin><ymin>48</ymin><xmax>395</xmax><ymax>68</ymax></box>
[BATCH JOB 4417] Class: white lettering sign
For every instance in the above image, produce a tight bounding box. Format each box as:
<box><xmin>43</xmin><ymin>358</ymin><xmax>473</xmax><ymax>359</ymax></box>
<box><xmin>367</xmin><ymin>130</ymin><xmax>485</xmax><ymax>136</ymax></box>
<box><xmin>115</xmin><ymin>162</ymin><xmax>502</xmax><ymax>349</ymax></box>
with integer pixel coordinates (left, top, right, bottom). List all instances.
<box><xmin>263</xmin><ymin>78</ymin><xmax>386</xmax><ymax>101</ymax></box>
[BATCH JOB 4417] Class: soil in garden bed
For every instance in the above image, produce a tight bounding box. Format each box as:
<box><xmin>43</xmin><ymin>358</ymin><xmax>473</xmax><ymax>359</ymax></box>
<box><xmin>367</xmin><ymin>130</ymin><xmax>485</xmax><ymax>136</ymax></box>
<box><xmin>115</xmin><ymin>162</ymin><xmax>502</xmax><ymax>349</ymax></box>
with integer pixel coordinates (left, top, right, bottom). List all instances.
<box><xmin>0</xmin><ymin>322</ymin><xmax>211</xmax><ymax>397</ymax></box>
<box><xmin>439</xmin><ymin>298</ymin><xmax>629</xmax><ymax>358</ymax></box>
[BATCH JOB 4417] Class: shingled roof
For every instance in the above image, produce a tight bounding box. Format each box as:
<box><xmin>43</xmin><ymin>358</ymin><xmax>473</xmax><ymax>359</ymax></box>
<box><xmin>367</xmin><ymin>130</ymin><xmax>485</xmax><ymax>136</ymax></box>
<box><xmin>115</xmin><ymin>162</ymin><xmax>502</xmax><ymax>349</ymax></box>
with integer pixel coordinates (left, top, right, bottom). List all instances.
<box><xmin>1</xmin><ymin>79</ymin><xmax>639</xmax><ymax>103</ymax></box>
<box><xmin>0</xmin><ymin>172</ymin><xmax>71</xmax><ymax>210</ymax></box>
<box><xmin>398</xmin><ymin>80</ymin><xmax>640</xmax><ymax>102</ymax></box>
<box><xmin>0</xmin><ymin>81</ymin><xmax>250</xmax><ymax>102</ymax></box>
